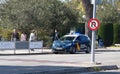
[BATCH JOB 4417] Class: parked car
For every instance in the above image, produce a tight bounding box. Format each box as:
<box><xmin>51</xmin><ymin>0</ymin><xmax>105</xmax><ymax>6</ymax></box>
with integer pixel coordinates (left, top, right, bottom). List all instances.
<box><xmin>52</xmin><ymin>33</ymin><xmax>91</xmax><ymax>54</ymax></box>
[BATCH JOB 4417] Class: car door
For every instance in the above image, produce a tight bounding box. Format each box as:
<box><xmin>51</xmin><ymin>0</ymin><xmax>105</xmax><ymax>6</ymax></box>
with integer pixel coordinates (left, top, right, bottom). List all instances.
<box><xmin>76</xmin><ymin>36</ymin><xmax>86</xmax><ymax>50</ymax></box>
<box><xmin>79</xmin><ymin>35</ymin><xmax>87</xmax><ymax>49</ymax></box>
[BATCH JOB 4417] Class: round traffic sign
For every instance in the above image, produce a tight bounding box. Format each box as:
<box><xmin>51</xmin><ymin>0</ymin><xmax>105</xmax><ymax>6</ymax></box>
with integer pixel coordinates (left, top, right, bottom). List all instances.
<box><xmin>88</xmin><ymin>18</ymin><xmax>100</xmax><ymax>30</ymax></box>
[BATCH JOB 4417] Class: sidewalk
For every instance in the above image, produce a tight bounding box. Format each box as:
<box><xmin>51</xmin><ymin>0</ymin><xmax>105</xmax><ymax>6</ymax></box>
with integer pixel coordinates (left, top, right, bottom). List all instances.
<box><xmin>0</xmin><ymin>49</ymin><xmax>52</xmax><ymax>54</ymax></box>
<box><xmin>95</xmin><ymin>47</ymin><xmax>120</xmax><ymax>52</ymax></box>
<box><xmin>0</xmin><ymin>47</ymin><xmax>120</xmax><ymax>54</ymax></box>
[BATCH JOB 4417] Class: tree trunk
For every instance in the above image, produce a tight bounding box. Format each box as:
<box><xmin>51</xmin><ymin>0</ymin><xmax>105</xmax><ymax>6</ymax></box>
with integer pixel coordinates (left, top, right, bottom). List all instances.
<box><xmin>82</xmin><ymin>0</ymin><xmax>93</xmax><ymax>39</ymax></box>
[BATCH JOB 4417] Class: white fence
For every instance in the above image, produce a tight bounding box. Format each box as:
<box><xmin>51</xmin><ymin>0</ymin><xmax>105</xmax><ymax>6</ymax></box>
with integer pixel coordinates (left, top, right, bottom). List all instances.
<box><xmin>0</xmin><ymin>41</ymin><xmax>15</xmax><ymax>49</ymax></box>
<box><xmin>0</xmin><ymin>41</ymin><xmax>43</xmax><ymax>54</ymax></box>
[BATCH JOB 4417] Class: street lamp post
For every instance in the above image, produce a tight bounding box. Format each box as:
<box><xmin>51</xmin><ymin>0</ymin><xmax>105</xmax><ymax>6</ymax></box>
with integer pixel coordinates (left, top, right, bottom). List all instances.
<box><xmin>82</xmin><ymin>15</ymin><xmax>88</xmax><ymax>35</ymax></box>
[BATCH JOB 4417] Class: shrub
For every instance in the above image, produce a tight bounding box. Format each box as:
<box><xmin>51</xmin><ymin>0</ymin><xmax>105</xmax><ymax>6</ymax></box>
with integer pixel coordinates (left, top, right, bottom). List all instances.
<box><xmin>37</xmin><ymin>29</ymin><xmax>52</xmax><ymax>47</ymax></box>
<box><xmin>98</xmin><ymin>23</ymin><xmax>113</xmax><ymax>47</ymax></box>
<box><xmin>0</xmin><ymin>28</ymin><xmax>12</xmax><ymax>41</ymax></box>
<box><xmin>113</xmin><ymin>24</ymin><xmax>120</xmax><ymax>44</ymax></box>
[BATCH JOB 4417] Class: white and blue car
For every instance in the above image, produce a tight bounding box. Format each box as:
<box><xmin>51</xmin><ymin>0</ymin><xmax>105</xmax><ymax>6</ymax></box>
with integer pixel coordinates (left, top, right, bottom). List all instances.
<box><xmin>52</xmin><ymin>34</ymin><xmax>91</xmax><ymax>54</ymax></box>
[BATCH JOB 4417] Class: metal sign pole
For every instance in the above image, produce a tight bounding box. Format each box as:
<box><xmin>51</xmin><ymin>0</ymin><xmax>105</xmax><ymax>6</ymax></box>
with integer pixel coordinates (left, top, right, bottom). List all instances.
<box><xmin>91</xmin><ymin>0</ymin><xmax>96</xmax><ymax>63</ymax></box>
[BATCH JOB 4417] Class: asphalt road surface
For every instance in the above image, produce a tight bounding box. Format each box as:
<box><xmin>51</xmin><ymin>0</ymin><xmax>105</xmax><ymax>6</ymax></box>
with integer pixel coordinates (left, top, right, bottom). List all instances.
<box><xmin>0</xmin><ymin>48</ymin><xmax>120</xmax><ymax>74</ymax></box>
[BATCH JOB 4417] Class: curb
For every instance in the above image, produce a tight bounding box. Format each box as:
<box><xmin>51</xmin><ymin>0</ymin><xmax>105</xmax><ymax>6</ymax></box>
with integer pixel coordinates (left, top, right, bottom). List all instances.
<box><xmin>22</xmin><ymin>65</ymin><xmax>118</xmax><ymax>74</ymax></box>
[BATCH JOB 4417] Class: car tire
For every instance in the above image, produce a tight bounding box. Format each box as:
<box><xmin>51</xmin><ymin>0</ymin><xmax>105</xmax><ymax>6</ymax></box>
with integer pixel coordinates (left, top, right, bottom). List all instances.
<box><xmin>69</xmin><ymin>47</ymin><xmax>76</xmax><ymax>54</ymax></box>
<box><xmin>85</xmin><ymin>46</ymin><xmax>91</xmax><ymax>53</ymax></box>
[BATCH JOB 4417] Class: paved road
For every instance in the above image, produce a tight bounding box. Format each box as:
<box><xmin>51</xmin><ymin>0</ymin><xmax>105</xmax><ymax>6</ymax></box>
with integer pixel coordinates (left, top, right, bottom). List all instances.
<box><xmin>73</xmin><ymin>69</ymin><xmax>120</xmax><ymax>74</ymax></box>
<box><xmin>0</xmin><ymin>48</ymin><xmax>120</xmax><ymax>74</ymax></box>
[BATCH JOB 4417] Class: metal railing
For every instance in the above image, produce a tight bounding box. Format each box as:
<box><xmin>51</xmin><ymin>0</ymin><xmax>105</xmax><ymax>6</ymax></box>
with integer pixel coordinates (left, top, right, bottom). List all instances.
<box><xmin>0</xmin><ymin>41</ymin><xmax>43</xmax><ymax>54</ymax></box>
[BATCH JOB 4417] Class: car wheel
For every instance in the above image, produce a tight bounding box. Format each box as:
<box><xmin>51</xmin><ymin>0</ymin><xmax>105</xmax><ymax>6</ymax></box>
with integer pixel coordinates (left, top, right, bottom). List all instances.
<box><xmin>85</xmin><ymin>46</ymin><xmax>91</xmax><ymax>53</ymax></box>
<box><xmin>69</xmin><ymin>47</ymin><xmax>76</xmax><ymax>54</ymax></box>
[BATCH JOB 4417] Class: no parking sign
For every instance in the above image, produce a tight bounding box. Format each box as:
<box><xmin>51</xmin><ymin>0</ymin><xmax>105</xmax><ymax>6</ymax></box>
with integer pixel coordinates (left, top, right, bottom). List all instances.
<box><xmin>88</xmin><ymin>18</ymin><xmax>100</xmax><ymax>30</ymax></box>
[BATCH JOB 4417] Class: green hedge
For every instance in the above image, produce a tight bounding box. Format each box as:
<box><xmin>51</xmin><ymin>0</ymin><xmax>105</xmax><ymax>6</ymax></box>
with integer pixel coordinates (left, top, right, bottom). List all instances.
<box><xmin>113</xmin><ymin>24</ymin><xmax>120</xmax><ymax>44</ymax></box>
<box><xmin>98</xmin><ymin>23</ymin><xmax>113</xmax><ymax>47</ymax></box>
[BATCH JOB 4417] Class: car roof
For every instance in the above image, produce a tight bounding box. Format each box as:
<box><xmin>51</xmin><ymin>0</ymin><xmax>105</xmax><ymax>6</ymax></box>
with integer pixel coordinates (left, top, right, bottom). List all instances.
<box><xmin>62</xmin><ymin>34</ymin><xmax>91</xmax><ymax>41</ymax></box>
<box><xmin>64</xmin><ymin>34</ymin><xmax>85</xmax><ymax>37</ymax></box>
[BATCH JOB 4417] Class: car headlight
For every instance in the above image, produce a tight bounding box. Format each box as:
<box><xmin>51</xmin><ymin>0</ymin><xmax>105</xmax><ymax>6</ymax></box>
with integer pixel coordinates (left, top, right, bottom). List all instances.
<box><xmin>52</xmin><ymin>43</ymin><xmax>55</xmax><ymax>47</ymax></box>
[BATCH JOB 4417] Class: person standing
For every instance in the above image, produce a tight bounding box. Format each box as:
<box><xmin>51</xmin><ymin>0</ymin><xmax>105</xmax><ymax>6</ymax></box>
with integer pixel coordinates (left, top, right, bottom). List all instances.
<box><xmin>29</xmin><ymin>30</ymin><xmax>36</xmax><ymax>41</ymax></box>
<box><xmin>98</xmin><ymin>35</ymin><xmax>104</xmax><ymax>48</ymax></box>
<box><xmin>29</xmin><ymin>30</ymin><xmax>36</xmax><ymax>51</ymax></box>
<box><xmin>11</xmin><ymin>29</ymin><xmax>19</xmax><ymax>41</ymax></box>
<box><xmin>20</xmin><ymin>32</ymin><xmax>27</xmax><ymax>41</ymax></box>
<box><xmin>54</xmin><ymin>29</ymin><xmax>59</xmax><ymax>40</ymax></box>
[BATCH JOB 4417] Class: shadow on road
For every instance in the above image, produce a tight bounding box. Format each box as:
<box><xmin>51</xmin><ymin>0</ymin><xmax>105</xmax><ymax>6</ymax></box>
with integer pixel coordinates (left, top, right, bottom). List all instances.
<box><xmin>0</xmin><ymin>65</ymin><xmax>87</xmax><ymax>74</ymax></box>
<box><xmin>0</xmin><ymin>65</ymin><xmax>119</xmax><ymax>74</ymax></box>
<box><xmin>90</xmin><ymin>72</ymin><xmax>120</xmax><ymax>74</ymax></box>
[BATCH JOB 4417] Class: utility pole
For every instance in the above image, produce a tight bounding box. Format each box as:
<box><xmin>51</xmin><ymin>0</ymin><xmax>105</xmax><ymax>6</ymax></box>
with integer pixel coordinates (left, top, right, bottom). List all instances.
<box><xmin>91</xmin><ymin>0</ymin><xmax>96</xmax><ymax>63</ymax></box>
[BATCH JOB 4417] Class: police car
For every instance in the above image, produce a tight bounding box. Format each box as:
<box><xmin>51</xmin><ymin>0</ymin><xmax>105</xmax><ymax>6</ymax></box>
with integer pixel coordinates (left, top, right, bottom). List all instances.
<box><xmin>52</xmin><ymin>33</ymin><xmax>91</xmax><ymax>54</ymax></box>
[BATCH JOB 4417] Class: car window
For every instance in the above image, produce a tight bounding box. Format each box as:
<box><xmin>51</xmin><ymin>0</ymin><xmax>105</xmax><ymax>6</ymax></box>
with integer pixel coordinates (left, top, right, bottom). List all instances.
<box><xmin>80</xmin><ymin>36</ymin><xmax>88</xmax><ymax>42</ymax></box>
<box><xmin>60</xmin><ymin>36</ymin><xmax>75</xmax><ymax>41</ymax></box>
<box><xmin>76</xmin><ymin>36</ymin><xmax>81</xmax><ymax>41</ymax></box>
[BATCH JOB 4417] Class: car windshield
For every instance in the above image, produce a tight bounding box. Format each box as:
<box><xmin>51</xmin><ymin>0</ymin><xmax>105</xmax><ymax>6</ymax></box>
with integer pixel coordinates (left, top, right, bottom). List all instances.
<box><xmin>60</xmin><ymin>36</ymin><xmax>75</xmax><ymax>41</ymax></box>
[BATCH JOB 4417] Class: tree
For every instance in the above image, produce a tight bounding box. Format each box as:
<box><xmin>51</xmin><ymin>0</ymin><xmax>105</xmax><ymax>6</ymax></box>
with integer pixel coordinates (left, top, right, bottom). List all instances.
<box><xmin>115</xmin><ymin>0</ymin><xmax>120</xmax><ymax>23</ymax></box>
<box><xmin>82</xmin><ymin>0</ymin><xmax>93</xmax><ymax>39</ymax></box>
<box><xmin>0</xmin><ymin>0</ymin><xmax>79</xmax><ymax>46</ymax></box>
<box><xmin>64</xmin><ymin>0</ymin><xmax>94</xmax><ymax>38</ymax></box>
<box><xmin>65</xmin><ymin>0</ymin><xmax>85</xmax><ymax>22</ymax></box>
<box><xmin>97</xmin><ymin>0</ymin><xmax>119</xmax><ymax>23</ymax></box>
<box><xmin>0</xmin><ymin>0</ymin><xmax>78</xmax><ymax>33</ymax></box>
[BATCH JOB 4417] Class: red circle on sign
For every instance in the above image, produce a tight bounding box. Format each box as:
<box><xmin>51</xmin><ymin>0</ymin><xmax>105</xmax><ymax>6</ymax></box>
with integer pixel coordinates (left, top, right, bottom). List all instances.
<box><xmin>88</xmin><ymin>18</ymin><xmax>100</xmax><ymax>30</ymax></box>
